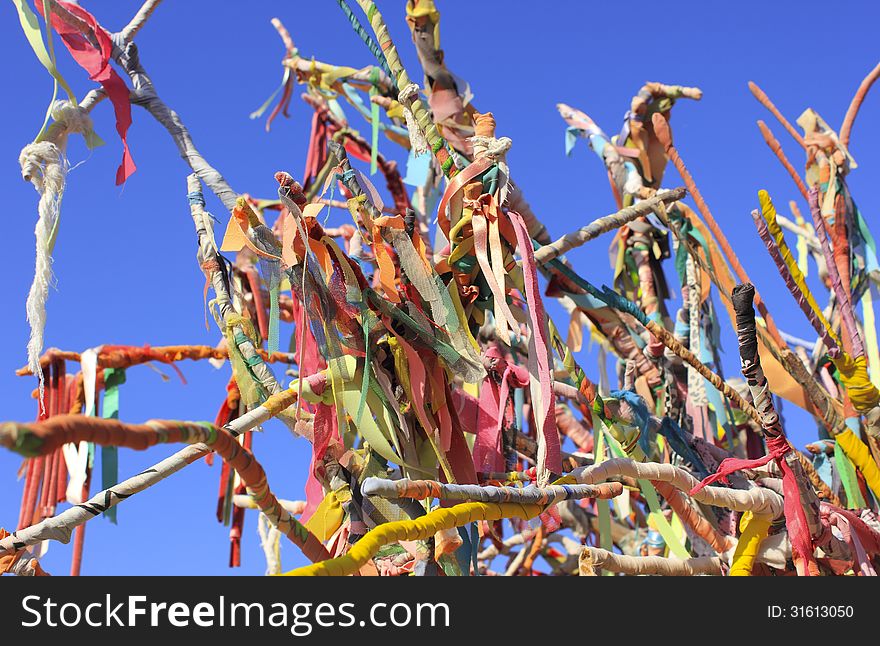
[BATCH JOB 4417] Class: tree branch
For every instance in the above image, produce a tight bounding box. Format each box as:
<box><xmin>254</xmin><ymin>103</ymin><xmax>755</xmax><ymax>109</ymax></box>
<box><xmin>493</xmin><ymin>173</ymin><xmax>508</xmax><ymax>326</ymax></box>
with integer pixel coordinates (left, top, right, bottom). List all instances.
<box><xmin>119</xmin><ymin>0</ymin><xmax>163</xmax><ymax>44</ymax></box>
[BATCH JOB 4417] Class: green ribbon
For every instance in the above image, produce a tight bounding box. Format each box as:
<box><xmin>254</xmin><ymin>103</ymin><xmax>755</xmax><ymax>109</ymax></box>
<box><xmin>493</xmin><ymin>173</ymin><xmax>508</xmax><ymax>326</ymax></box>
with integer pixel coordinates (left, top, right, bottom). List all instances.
<box><xmin>592</xmin><ymin>416</ymin><xmax>614</xmax><ymax>576</ymax></box>
<box><xmin>369</xmin><ymin>67</ymin><xmax>380</xmax><ymax>175</ymax></box>
<box><xmin>602</xmin><ymin>425</ymin><xmax>690</xmax><ymax>559</ymax></box>
<box><xmin>13</xmin><ymin>0</ymin><xmax>74</xmax><ymax>140</ymax></box>
<box><xmin>670</xmin><ymin>206</ymin><xmax>714</xmax><ymax>286</ymax></box>
<box><xmin>356</xmin><ymin>309</ymin><xmax>374</xmax><ymax>426</ymax></box>
<box><xmin>101</xmin><ymin>368</ymin><xmax>126</xmax><ymax>523</ymax></box>
<box><xmin>221</xmin><ymin>469</ymin><xmax>234</xmax><ymax>526</ymax></box>
<box><xmin>834</xmin><ymin>439</ymin><xmax>866</xmax><ymax>509</ymax></box>
<box><xmin>12</xmin><ymin>0</ymin><xmax>104</xmax><ymax>147</ymax></box>
<box><xmin>266</xmin><ymin>261</ymin><xmax>281</xmax><ymax>355</ymax></box>
<box><xmin>250</xmin><ymin>67</ymin><xmax>290</xmax><ymax>120</ymax></box>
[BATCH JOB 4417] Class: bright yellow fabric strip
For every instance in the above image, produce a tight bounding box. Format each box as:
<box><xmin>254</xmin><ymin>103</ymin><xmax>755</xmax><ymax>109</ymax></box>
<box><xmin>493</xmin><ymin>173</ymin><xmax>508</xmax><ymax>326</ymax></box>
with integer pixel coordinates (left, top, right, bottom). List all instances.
<box><xmin>835</xmin><ymin>428</ymin><xmax>880</xmax><ymax>500</ymax></box>
<box><xmin>836</xmin><ymin>355</ymin><xmax>880</xmax><ymax>412</ymax></box>
<box><xmin>304</xmin><ymin>490</ymin><xmax>345</xmax><ymax>541</ymax></box>
<box><xmin>862</xmin><ymin>287</ymin><xmax>880</xmax><ymax>389</ymax></box>
<box><xmin>729</xmin><ymin>511</ymin><xmax>771</xmax><ymax>576</ymax></box>
<box><xmin>283</xmin><ymin>501</ymin><xmax>542</xmax><ymax>576</ymax></box>
<box><xmin>761</xmin><ymin>192</ymin><xmax>880</xmax><ymax>413</ymax></box>
<box><xmin>318</xmin><ymin>65</ymin><xmax>362</xmax><ymax>90</ymax></box>
<box><xmin>759</xmin><ymin>191</ymin><xmax>840</xmax><ymax>349</ymax></box>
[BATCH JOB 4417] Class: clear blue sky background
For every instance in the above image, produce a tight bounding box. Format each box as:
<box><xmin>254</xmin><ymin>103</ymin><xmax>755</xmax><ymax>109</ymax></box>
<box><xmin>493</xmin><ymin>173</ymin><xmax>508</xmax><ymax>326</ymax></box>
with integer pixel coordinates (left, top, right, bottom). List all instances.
<box><xmin>1</xmin><ymin>0</ymin><xmax>878</xmax><ymax>575</ymax></box>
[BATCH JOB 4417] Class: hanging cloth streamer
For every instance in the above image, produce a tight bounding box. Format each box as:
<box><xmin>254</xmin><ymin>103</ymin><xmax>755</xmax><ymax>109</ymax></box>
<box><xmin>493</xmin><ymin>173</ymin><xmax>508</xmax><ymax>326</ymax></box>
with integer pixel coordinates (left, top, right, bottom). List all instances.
<box><xmin>63</xmin><ymin>347</ymin><xmax>100</xmax><ymax>505</ymax></box>
<box><xmin>691</xmin><ymin>284</ymin><xmax>815</xmax><ymax>575</ymax></box>
<box><xmin>100</xmin><ymin>368</ymin><xmax>126</xmax><ymax>523</ymax></box>
<box><xmin>37</xmin><ymin>0</ymin><xmax>135</xmax><ymax>184</ymax></box>
<box><xmin>13</xmin><ymin>0</ymin><xmax>74</xmax><ymax>139</ymax></box>
<box><xmin>728</xmin><ymin>511</ymin><xmax>771</xmax><ymax>576</ymax></box>
<box><xmin>369</xmin><ymin>67</ymin><xmax>380</xmax><ymax>175</ymax></box>
<box><xmin>510</xmin><ymin>210</ymin><xmax>562</xmax><ymax>484</ymax></box>
<box><xmin>20</xmin><ymin>100</ymin><xmax>99</xmax><ymax>406</ymax></box>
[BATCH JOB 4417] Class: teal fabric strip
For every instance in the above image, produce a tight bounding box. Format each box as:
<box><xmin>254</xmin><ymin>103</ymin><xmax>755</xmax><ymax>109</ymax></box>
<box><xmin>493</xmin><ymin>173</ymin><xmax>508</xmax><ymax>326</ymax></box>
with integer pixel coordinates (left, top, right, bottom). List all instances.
<box><xmin>455</xmin><ymin>523</ymin><xmax>473</xmax><ymax>576</ymax></box>
<box><xmin>268</xmin><ymin>283</ymin><xmax>280</xmax><ymax>354</ymax></box>
<box><xmin>369</xmin><ymin>68</ymin><xmax>380</xmax><ymax>175</ymax></box>
<box><xmin>564</xmin><ymin>126</ymin><xmax>583</xmax><ymax>156</ymax></box>
<box><xmin>101</xmin><ymin>368</ymin><xmax>126</xmax><ymax>523</ymax></box>
<box><xmin>853</xmin><ymin>200</ymin><xmax>879</xmax><ymax>275</ymax></box>
<box><xmin>813</xmin><ymin>452</ymin><xmax>833</xmax><ymax>488</ymax></box>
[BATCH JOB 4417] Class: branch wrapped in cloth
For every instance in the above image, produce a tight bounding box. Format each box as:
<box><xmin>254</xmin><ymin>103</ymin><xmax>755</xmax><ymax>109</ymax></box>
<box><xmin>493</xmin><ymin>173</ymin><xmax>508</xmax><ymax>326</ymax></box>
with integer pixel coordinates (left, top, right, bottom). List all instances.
<box><xmin>689</xmin><ymin>283</ymin><xmax>819</xmax><ymax>575</ymax></box>
<box><xmin>533</xmin><ymin>188</ymin><xmax>686</xmax><ymax>266</ymax></box>
<box><xmin>16</xmin><ymin>344</ymin><xmax>296</xmax><ymax>377</ymax></box>
<box><xmin>0</xmin><ymin>413</ymin><xmax>329</xmax><ymax>563</ymax></box>
<box><xmin>579</xmin><ymin>547</ymin><xmax>724</xmax><ymax>576</ymax></box>
<box><xmin>284</xmin><ymin>500</ymin><xmax>544</xmax><ymax>576</ymax></box>
<box><xmin>362</xmin><ymin>477</ymin><xmax>623</xmax><ymax>505</ymax></box>
<box><xmin>572</xmin><ymin>457</ymin><xmax>784</xmax><ymax>518</ymax></box>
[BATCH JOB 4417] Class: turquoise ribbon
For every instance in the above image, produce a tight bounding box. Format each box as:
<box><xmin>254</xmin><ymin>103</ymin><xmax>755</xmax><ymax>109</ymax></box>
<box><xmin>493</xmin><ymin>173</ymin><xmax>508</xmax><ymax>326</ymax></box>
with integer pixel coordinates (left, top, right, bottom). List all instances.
<box><xmin>369</xmin><ymin>68</ymin><xmax>380</xmax><ymax>175</ymax></box>
<box><xmin>101</xmin><ymin>368</ymin><xmax>126</xmax><ymax>524</ymax></box>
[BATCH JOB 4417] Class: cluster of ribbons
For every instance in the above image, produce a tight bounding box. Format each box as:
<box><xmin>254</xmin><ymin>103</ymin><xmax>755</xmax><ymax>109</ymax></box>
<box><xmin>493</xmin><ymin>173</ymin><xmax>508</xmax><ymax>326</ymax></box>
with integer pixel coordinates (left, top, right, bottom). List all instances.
<box><xmin>7</xmin><ymin>0</ymin><xmax>880</xmax><ymax>578</ymax></box>
<box><xmin>14</xmin><ymin>353</ymin><xmax>128</xmax><ymax>575</ymax></box>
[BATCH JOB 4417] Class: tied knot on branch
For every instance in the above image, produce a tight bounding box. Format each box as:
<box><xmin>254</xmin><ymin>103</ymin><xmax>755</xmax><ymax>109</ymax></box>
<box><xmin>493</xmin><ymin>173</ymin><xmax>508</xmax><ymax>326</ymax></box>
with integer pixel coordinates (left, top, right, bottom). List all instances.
<box><xmin>471</xmin><ymin>111</ymin><xmax>511</xmax><ymax>160</ymax></box>
<box><xmin>19</xmin><ymin>142</ymin><xmax>62</xmax><ymax>187</ymax></box>
<box><xmin>469</xmin><ymin>135</ymin><xmax>512</xmax><ymax>160</ymax></box>
<box><xmin>397</xmin><ymin>83</ymin><xmax>428</xmax><ymax>155</ymax></box>
<box><xmin>688</xmin><ymin>420</ymin><xmax>817</xmax><ymax>572</ymax></box>
<box><xmin>689</xmin><ymin>433</ymin><xmax>791</xmax><ymax>494</ymax></box>
<box><xmin>20</xmin><ymin>100</ymin><xmax>96</xmax><ymax>185</ymax></box>
<box><xmin>49</xmin><ymin>100</ymin><xmax>95</xmax><ymax>139</ymax></box>
<box><xmin>398</xmin><ymin>82</ymin><xmax>420</xmax><ymax>104</ymax></box>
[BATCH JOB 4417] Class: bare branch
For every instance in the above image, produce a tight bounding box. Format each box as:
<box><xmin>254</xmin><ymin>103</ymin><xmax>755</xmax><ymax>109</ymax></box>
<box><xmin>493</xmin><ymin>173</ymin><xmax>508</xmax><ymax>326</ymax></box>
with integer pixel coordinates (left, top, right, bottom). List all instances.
<box><xmin>112</xmin><ymin>37</ymin><xmax>238</xmax><ymax>210</ymax></box>
<box><xmin>533</xmin><ymin>188</ymin><xmax>686</xmax><ymax>265</ymax></box>
<box><xmin>48</xmin><ymin>0</ymin><xmax>238</xmax><ymax>210</ymax></box>
<box><xmin>270</xmin><ymin>17</ymin><xmax>295</xmax><ymax>54</ymax></box>
<box><xmin>840</xmin><ymin>61</ymin><xmax>880</xmax><ymax>148</ymax></box>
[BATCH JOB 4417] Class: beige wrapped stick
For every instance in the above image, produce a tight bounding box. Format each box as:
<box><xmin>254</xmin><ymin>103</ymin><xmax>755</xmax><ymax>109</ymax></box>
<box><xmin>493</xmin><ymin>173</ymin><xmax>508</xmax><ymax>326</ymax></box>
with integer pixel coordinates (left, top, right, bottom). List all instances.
<box><xmin>533</xmin><ymin>188</ymin><xmax>686</xmax><ymax>266</ymax></box>
<box><xmin>579</xmin><ymin>547</ymin><xmax>724</xmax><ymax>576</ymax></box>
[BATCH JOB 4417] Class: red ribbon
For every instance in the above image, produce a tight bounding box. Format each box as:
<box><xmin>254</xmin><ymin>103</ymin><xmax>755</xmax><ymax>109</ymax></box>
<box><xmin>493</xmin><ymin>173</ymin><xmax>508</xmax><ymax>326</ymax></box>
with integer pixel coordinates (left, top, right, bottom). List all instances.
<box><xmin>303</xmin><ymin>111</ymin><xmax>330</xmax><ymax>191</ymax></box>
<box><xmin>689</xmin><ymin>434</ymin><xmax>815</xmax><ymax>575</ymax></box>
<box><xmin>39</xmin><ymin>1</ymin><xmax>136</xmax><ymax>184</ymax></box>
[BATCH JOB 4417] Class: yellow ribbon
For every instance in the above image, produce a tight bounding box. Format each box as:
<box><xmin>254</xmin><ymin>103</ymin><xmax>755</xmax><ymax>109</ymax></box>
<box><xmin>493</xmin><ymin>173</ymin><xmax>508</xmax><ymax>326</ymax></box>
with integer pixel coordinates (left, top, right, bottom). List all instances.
<box><xmin>13</xmin><ymin>0</ymin><xmax>74</xmax><ymax>138</ymax></box>
<box><xmin>759</xmin><ymin>191</ymin><xmax>840</xmax><ymax>349</ymax></box>
<box><xmin>304</xmin><ymin>489</ymin><xmax>347</xmax><ymax>541</ymax></box>
<box><xmin>835</xmin><ymin>428</ymin><xmax>880</xmax><ymax>500</ymax></box>
<box><xmin>283</xmin><ymin>501</ymin><xmax>541</xmax><ymax>576</ymax></box>
<box><xmin>761</xmin><ymin>191</ymin><xmax>880</xmax><ymax>414</ymax></box>
<box><xmin>729</xmin><ymin>511</ymin><xmax>771</xmax><ymax>576</ymax></box>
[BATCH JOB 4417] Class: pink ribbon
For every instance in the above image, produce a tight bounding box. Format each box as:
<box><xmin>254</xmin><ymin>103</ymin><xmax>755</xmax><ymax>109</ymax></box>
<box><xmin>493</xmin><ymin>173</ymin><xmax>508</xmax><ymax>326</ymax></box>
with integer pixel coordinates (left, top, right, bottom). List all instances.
<box><xmin>473</xmin><ymin>346</ymin><xmax>530</xmax><ymax>473</ymax></box>
<box><xmin>820</xmin><ymin>503</ymin><xmax>880</xmax><ymax>576</ymax></box>
<box><xmin>509</xmin><ymin>210</ymin><xmax>563</xmax><ymax>481</ymax></box>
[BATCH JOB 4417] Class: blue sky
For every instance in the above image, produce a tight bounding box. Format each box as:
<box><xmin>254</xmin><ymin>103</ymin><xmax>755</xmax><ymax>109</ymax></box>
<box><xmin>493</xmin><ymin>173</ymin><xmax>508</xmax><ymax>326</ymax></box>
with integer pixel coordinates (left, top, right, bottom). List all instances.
<box><xmin>1</xmin><ymin>0</ymin><xmax>878</xmax><ymax>575</ymax></box>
